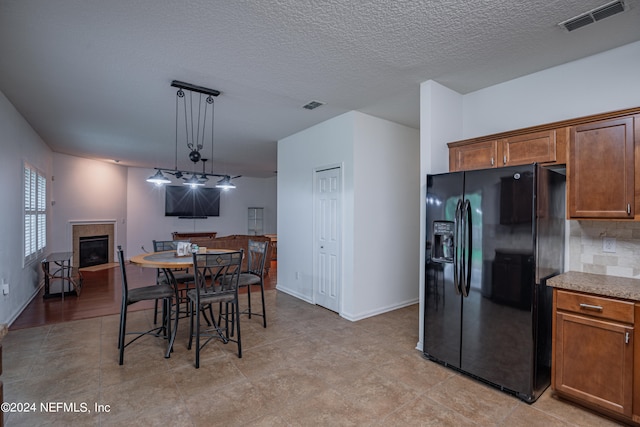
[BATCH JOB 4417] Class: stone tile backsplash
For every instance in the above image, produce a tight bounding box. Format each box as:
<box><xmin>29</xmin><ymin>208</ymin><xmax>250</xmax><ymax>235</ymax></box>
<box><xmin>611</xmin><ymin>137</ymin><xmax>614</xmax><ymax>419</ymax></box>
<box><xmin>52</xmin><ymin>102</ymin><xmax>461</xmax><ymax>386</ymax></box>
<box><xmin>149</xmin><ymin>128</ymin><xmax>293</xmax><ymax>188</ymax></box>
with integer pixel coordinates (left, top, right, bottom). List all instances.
<box><xmin>569</xmin><ymin>220</ymin><xmax>640</xmax><ymax>278</ymax></box>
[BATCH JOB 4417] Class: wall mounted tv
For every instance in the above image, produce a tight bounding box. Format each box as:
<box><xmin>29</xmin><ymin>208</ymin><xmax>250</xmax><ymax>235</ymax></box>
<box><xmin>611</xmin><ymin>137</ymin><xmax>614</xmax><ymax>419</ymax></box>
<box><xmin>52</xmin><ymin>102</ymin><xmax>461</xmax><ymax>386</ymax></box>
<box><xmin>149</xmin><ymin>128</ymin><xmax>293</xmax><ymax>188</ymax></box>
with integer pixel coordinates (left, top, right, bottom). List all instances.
<box><xmin>165</xmin><ymin>185</ymin><xmax>221</xmax><ymax>218</ymax></box>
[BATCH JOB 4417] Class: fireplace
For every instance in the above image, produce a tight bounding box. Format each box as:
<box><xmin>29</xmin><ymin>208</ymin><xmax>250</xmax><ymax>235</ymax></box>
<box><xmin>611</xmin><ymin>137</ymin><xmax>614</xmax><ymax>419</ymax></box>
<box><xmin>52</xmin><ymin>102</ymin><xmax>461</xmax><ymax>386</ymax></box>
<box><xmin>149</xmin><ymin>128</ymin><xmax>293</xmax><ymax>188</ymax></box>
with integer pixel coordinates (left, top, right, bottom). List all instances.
<box><xmin>71</xmin><ymin>222</ymin><xmax>115</xmax><ymax>268</ymax></box>
<box><xmin>79</xmin><ymin>235</ymin><xmax>109</xmax><ymax>268</ymax></box>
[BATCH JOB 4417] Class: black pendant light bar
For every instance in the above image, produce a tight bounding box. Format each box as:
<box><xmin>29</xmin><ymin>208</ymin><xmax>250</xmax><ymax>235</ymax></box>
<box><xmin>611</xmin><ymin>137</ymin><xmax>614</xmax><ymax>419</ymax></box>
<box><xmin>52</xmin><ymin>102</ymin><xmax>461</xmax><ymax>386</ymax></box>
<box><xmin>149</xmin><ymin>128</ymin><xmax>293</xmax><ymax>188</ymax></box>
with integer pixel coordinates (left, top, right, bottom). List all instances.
<box><xmin>170</xmin><ymin>80</ymin><xmax>220</xmax><ymax>97</ymax></box>
<box><xmin>147</xmin><ymin>80</ymin><xmax>239</xmax><ymax>189</ymax></box>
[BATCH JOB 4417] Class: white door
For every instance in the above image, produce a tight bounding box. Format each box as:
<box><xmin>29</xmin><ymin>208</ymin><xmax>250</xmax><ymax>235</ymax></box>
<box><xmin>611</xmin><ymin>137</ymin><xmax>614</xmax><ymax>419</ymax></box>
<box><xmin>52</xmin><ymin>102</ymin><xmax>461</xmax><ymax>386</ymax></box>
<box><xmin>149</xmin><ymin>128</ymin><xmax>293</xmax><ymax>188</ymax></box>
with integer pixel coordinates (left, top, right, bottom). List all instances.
<box><xmin>314</xmin><ymin>166</ymin><xmax>341</xmax><ymax>312</ymax></box>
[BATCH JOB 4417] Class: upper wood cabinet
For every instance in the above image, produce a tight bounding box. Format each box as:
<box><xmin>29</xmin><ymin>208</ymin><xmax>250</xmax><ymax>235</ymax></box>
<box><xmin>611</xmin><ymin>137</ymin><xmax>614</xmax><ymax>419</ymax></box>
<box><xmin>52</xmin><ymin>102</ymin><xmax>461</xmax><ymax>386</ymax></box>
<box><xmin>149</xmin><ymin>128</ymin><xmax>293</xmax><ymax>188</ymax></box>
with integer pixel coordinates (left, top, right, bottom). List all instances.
<box><xmin>568</xmin><ymin>116</ymin><xmax>635</xmax><ymax>219</ymax></box>
<box><xmin>501</xmin><ymin>129</ymin><xmax>567</xmax><ymax>167</ymax></box>
<box><xmin>448</xmin><ymin>128</ymin><xmax>567</xmax><ymax>172</ymax></box>
<box><xmin>449</xmin><ymin>140</ymin><xmax>497</xmax><ymax>171</ymax></box>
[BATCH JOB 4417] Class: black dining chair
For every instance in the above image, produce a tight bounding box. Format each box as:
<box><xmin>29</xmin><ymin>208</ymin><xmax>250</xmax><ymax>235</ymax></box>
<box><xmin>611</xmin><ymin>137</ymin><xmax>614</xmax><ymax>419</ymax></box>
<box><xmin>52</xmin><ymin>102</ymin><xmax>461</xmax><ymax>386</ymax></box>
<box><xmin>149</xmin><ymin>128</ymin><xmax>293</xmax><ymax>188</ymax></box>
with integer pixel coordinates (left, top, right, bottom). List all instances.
<box><xmin>187</xmin><ymin>250</ymin><xmax>243</xmax><ymax>368</ymax></box>
<box><xmin>238</xmin><ymin>240</ymin><xmax>269</xmax><ymax>328</ymax></box>
<box><xmin>117</xmin><ymin>246</ymin><xmax>178</xmax><ymax>365</ymax></box>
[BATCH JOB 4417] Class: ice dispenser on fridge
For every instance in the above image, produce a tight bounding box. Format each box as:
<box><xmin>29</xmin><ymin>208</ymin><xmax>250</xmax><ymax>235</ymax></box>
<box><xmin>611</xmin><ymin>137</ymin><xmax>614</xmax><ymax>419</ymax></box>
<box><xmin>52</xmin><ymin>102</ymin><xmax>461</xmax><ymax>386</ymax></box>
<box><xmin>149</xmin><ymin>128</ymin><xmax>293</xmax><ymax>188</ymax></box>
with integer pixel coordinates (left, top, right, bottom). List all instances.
<box><xmin>432</xmin><ymin>220</ymin><xmax>454</xmax><ymax>263</ymax></box>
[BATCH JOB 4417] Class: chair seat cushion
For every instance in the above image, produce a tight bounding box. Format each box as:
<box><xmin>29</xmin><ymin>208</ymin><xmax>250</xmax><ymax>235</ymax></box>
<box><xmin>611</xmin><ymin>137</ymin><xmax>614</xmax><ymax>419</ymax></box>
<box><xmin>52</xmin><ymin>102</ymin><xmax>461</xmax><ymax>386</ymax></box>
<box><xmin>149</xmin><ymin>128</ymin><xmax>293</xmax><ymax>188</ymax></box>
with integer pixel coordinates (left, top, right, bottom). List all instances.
<box><xmin>221</xmin><ymin>273</ymin><xmax>260</xmax><ymax>287</ymax></box>
<box><xmin>187</xmin><ymin>289</ymin><xmax>235</xmax><ymax>305</ymax></box>
<box><xmin>238</xmin><ymin>273</ymin><xmax>261</xmax><ymax>286</ymax></box>
<box><xmin>172</xmin><ymin>271</ymin><xmax>194</xmax><ymax>282</ymax></box>
<box><xmin>128</xmin><ymin>284</ymin><xmax>174</xmax><ymax>304</ymax></box>
<box><xmin>159</xmin><ymin>271</ymin><xmax>194</xmax><ymax>284</ymax></box>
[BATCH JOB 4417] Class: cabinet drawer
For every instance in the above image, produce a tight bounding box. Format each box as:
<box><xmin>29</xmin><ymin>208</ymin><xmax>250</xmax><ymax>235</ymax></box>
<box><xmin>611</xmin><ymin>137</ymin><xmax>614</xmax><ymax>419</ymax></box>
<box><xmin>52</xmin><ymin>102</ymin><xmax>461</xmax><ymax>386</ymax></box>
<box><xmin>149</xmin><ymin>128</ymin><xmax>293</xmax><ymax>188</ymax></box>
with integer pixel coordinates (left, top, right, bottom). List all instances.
<box><xmin>556</xmin><ymin>290</ymin><xmax>634</xmax><ymax>323</ymax></box>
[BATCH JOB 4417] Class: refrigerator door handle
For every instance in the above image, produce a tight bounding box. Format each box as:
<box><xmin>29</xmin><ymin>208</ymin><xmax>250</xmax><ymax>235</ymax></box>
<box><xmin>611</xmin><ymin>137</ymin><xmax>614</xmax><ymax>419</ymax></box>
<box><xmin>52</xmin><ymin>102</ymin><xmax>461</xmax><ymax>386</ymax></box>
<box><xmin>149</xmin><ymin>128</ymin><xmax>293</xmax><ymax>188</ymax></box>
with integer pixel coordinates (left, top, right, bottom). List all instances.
<box><xmin>461</xmin><ymin>199</ymin><xmax>472</xmax><ymax>297</ymax></box>
<box><xmin>453</xmin><ymin>199</ymin><xmax>463</xmax><ymax>295</ymax></box>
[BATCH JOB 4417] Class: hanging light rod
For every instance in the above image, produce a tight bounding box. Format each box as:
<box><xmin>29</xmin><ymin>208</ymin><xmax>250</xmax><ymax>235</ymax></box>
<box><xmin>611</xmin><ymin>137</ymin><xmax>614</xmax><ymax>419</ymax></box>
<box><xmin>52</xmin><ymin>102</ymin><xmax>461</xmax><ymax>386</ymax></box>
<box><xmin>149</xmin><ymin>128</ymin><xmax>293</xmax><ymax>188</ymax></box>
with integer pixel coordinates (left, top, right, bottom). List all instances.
<box><xmin>146</xmin><ymin>80</ymin><xmax>239</xmax><ymax>189</ymax></box>
<box><xmin>170</xmin><ymin>80</ymin><xmax>221</xmax><ymax>97</ymax></box>
<box><xmin>151</xmin><ymin>167</ymin><xmax>228</xmax><ymax>179</ymax></box>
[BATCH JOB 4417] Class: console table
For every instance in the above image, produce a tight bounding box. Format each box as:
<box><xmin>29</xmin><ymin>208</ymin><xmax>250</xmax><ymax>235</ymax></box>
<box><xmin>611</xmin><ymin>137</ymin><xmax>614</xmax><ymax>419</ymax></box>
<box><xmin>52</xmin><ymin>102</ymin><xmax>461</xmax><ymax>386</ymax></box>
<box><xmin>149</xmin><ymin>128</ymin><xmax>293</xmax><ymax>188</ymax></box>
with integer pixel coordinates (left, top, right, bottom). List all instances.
<box><xmin>42</xmin><ymin>252</ymin><xmax>80</xmax><ymax>299</ymax></box>
<box><xmin>172</xmin><ymin>231</ymin><xmax>217</xmax><ymax>248</ymax></box>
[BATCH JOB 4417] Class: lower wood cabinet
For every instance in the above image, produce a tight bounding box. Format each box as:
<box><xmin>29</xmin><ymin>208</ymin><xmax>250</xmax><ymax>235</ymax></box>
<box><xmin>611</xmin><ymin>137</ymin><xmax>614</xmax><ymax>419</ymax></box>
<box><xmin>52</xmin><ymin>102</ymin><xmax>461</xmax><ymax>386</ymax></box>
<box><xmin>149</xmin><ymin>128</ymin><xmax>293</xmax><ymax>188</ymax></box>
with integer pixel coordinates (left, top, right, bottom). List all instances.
<box><xmin>552</xmin><ymin>289</ymin><xmax>637</xmax><ymax>423</ymax></box>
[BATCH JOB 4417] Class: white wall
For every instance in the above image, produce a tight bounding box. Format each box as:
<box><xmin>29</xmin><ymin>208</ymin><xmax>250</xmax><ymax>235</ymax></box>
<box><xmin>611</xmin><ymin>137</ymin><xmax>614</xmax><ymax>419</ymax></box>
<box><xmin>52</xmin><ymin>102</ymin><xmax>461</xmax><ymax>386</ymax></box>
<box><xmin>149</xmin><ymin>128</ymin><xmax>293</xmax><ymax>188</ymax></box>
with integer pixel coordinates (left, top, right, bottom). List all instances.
<box><xmin>0</xmin><ymin>91</ymin><xmax>53</xmax><ymax>325</ymax></box>
<box><xmin>418</xmin><ymin>39</ymin><xmax>640</xmax><ymax>351</ymax></box>
<box><xmin>50</xmin><ymin>153</ymin><xmax>128</xmax><ymax>257</ymax></box>
<box><xmin>126</xmin><ymin>168</ymin><xmax>277</xmax><ymax>257</ymax></box>
<box><xmin>350</xmin><ymin>112</ymin><xmax>420</xmax><ymax>319</ymax></box>
<box><xmin>278</xmin><ymin>111</ymin><xmax>420</xmax><ymax>320</ymax></box>
<box><xmin>278</xmin><ymin>112</ymin><xmax>354</xmax><ymax>303</ymax></box>
<box><xmin>462</xmin><ymin>40</ymin><xmax>640</xmax><ymax>138</ymax></box>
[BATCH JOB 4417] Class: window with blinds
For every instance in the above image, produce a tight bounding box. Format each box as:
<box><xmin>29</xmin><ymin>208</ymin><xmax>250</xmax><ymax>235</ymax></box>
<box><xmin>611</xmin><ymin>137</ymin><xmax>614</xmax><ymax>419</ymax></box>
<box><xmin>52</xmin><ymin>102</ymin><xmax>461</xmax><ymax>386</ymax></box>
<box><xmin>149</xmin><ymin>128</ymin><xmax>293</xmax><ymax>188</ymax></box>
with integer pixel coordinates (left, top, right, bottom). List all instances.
<box><xmin>24</xmin><ymin>162</ymin><xmax>47</xmax><ymax>265</ymax></box>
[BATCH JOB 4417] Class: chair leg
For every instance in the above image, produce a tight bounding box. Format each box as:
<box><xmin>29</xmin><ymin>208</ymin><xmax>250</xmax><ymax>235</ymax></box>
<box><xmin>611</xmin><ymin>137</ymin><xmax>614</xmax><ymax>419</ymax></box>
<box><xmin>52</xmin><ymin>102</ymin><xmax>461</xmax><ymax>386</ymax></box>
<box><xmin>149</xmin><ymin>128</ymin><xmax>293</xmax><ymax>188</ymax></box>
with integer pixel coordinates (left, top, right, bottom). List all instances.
<box><xmin>246</xmin><ymin>284</ymin><xmax>252</xmax><ymax>319</ymax></box>
<box><xmin>235</xmin><ymin>299</ymin><xmax>242</xmax><ymax>358</ymax></box>
<box><xmin>153</xmin><ymin>299</ymin><xmax>159</xmax><ymax>324</ymax></box>
<box><xmin>188</xmin><ymin>300</ymin><xmax>194</xmax><ymax>350</ymax></box>
<box><xmin>164</xmin><ymin>297</ymin><xmax>177</xmax><ymax>358</ymax></box>
<box><xmin>259</xmin><ymin>281</ymin><xmax>267</xmax><ymax>328</ymax></box>
<box><xmin>118</xmin><ymin>303</ymin><xmax>127</xmax><ymax>365</ymax></box>
<box><xmin>195</xmin><ymin>302</ymin><xmax>201</xmax><ymax>369</ymax></box>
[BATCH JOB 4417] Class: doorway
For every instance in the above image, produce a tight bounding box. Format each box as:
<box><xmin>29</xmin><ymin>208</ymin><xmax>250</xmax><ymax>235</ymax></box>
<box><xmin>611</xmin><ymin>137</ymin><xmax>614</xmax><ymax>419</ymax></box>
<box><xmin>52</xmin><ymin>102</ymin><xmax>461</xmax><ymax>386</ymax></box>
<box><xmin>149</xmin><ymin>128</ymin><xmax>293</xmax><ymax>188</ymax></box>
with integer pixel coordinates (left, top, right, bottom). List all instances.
<box><xmin>313</xmin><ymin>166</ymin><xmax>342</xmax><ymax>313</ymax></box>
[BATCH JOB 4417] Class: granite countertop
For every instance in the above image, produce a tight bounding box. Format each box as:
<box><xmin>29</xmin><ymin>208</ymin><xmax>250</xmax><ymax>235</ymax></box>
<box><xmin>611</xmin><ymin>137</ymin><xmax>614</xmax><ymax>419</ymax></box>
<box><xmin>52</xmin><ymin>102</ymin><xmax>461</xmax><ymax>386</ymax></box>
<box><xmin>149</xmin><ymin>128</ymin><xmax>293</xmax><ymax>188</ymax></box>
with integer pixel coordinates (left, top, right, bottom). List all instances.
<box><xmin>548</xmin><ymin>271</ymin><xmax>640</xmax><ymax>302</ymax></box>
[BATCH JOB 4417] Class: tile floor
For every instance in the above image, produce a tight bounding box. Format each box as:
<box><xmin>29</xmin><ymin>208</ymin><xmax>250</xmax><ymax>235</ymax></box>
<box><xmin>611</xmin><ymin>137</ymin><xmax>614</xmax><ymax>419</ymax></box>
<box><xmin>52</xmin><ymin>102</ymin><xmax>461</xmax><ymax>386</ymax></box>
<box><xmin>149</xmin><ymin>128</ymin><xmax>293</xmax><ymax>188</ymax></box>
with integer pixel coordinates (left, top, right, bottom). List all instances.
<box><xmin>2</xmin><ymin>289</ymin><xmax>624</xmax><ymax>426</ymax></box>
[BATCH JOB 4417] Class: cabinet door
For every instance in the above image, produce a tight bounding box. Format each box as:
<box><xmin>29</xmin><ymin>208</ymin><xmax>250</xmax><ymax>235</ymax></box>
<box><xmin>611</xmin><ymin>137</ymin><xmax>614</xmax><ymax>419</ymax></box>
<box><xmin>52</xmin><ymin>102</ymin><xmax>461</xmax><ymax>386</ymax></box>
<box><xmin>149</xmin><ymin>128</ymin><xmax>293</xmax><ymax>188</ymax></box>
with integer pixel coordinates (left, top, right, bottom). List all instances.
<box><xmin>568</xmin><ymin>117</ymin><xmax>634</xmax><ymax>219</ymax></box>
<box><xmin>501</xmin><ymin>130</ymin><xmax>557</xmax><ymax>166</ymax></box>
<box><xmin>555</xmin><ymin>311</ymin><xmax>633</xmax><ymax>417</ymax></box>
<box><xmin>449</xmin><ymin>140</ymin><xmax>497</xmax><ymax>172</ymax></box>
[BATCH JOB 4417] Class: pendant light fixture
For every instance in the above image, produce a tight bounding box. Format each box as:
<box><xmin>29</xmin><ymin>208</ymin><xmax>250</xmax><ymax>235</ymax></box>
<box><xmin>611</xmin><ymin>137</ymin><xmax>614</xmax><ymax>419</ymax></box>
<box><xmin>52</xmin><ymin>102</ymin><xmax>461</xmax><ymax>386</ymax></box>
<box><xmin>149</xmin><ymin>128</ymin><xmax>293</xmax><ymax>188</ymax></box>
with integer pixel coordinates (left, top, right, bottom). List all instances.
<box><xmin>146</xmin><ymin>169</ymin><xmax>171</xmax><ymax>184</ymax></box>
<box><xmin>216</xmin><ymin>175</ymin><xmax>237</xmax><ymax>190</ymax></box>
<box><xmin>145</xmin><ymin>80</ymin><xmax>240</xmax><ymax>188</ymax></box>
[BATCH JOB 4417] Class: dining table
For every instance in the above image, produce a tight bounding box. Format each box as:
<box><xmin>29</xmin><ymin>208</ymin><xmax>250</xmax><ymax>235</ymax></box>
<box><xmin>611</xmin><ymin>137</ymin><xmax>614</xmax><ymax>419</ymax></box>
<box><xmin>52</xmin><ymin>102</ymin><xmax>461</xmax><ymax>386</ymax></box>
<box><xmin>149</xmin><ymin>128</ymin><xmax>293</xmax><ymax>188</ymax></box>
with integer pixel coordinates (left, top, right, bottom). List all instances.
<box><xmin>129</xmin><ymin>248</ymin><xmax>236</xmax><ymax>270</ymax></box>
<box><xmin>129</xmin><ymin>248</ymin><xmax>238</xmax><ymax>352</ymax></box>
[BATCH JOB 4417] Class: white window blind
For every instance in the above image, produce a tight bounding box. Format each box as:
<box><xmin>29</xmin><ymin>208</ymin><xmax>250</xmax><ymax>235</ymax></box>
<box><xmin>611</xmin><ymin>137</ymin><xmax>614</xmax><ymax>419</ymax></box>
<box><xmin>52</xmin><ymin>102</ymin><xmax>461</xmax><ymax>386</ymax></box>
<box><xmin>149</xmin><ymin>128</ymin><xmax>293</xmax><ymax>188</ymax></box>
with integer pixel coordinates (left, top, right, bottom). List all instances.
<box><xmin>24</xmin><ymin>162</ymin><xmax>47</xmax><ymax>265</ymax></box>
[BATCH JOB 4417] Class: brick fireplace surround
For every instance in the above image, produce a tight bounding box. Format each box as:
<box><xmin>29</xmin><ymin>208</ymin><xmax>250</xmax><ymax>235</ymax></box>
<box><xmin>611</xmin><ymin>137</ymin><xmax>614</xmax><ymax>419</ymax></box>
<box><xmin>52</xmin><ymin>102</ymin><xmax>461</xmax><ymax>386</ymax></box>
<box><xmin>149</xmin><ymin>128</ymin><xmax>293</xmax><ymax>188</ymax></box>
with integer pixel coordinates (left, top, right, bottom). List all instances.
<box><xmin>71</xmin><ymin>222</ymin><xmax>115</xmax><ymax>268</ymax></box>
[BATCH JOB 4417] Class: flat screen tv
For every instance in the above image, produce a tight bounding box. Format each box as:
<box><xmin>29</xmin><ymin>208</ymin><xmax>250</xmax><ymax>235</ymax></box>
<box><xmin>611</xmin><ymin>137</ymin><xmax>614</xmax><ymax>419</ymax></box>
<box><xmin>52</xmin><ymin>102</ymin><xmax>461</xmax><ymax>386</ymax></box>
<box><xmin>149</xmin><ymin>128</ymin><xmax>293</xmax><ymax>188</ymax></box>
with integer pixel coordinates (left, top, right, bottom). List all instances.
<box><xmin>165</xmin><ymin>185</ymin><xmax>220</xmax><ymax>218</ymax></box>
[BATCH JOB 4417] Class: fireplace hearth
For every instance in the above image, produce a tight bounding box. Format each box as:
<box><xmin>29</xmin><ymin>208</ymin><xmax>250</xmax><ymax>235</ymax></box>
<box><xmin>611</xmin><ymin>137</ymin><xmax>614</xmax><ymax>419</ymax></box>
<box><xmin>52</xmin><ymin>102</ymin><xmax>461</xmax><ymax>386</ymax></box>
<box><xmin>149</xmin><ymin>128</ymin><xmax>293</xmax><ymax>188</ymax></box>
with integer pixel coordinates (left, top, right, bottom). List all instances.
<box><xmin>79</xmin><ymin>235</ymin><xmax>109</xmax><ymax>268</ymax></box>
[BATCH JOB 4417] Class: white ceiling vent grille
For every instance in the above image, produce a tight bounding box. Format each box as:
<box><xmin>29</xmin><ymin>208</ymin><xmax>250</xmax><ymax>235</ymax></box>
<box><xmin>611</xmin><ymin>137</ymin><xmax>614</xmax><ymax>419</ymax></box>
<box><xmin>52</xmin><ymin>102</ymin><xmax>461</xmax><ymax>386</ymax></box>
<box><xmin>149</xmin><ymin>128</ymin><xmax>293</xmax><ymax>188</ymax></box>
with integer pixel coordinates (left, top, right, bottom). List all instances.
<box><xmin>302</xmin><ymin>100</ymin><xmax>325</xmax><ymax>110</ymax></box>
<box><xmin>559</xmin><ymin>0</ymin><xmax>628</xmax><ymax>32</ymax></box>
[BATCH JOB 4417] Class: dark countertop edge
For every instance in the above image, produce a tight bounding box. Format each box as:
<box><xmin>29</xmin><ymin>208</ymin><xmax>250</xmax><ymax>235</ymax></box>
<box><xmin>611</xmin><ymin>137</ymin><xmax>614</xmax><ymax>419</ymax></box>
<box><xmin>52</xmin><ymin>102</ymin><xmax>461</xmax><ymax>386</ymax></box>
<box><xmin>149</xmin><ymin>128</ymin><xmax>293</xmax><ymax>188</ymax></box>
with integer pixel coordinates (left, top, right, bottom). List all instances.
<box><xmin>548</xmin><ymin>271</ymin><xmax>640</xmax><ymax>302</ymax></box>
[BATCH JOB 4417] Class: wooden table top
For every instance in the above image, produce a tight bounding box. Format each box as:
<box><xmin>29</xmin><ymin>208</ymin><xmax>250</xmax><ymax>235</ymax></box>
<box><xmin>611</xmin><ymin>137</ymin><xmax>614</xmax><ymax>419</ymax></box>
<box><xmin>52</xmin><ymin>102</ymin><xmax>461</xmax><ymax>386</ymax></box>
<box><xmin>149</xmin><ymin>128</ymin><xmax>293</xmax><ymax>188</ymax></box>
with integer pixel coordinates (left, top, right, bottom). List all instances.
<box><xmin>129</xmin><ymin>249</ymin><xmax>236</xmax><ymax>269</ymax></box>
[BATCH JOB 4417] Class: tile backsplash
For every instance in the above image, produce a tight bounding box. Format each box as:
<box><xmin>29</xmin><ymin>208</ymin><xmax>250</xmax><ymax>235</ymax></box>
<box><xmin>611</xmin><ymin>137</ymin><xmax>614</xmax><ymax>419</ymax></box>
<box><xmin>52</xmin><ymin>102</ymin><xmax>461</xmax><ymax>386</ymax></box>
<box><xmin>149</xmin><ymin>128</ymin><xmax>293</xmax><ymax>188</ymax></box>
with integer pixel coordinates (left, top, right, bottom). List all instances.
<box><xmin>569</xmin><ymin>220</ymin><xmax>640</xmax><ymax>278</ymax></box>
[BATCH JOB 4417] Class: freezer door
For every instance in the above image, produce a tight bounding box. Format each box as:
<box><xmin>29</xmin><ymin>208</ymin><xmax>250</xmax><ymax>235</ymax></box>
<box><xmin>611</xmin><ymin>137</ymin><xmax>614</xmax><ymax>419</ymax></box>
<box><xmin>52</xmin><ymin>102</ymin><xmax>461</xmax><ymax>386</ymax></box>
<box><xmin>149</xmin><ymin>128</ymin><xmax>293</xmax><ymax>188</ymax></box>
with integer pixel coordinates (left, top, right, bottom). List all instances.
<box><xmin>424</xmin><ymin>172</ymin><xmax>464</xmax><ymax>367</ymax></box>
<box><xmin>459</xmin><ymin>164</ymin><xmax>537</xmax><ymax>396</ymax></box>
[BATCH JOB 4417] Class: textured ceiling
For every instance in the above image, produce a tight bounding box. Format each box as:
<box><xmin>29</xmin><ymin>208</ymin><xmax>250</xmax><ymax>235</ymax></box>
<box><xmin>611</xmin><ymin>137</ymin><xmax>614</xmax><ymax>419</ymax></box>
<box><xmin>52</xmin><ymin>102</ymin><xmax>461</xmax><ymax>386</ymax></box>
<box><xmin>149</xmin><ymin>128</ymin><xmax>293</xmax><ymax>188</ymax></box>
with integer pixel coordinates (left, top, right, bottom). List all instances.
<box><xmin>0</xmin><ymin>0</ymin><xmax>639</xmax><ymax>177</ymax></box>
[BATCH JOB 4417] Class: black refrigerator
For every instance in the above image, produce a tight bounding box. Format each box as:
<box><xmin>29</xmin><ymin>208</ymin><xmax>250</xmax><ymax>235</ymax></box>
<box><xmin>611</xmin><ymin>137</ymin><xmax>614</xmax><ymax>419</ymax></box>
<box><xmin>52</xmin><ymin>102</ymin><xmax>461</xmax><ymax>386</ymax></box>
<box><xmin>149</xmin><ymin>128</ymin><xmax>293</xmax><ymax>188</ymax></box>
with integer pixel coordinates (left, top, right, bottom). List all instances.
<box><xmin>423</xmin><ymin>163</ymin><xmax>565</xmax><ymax>403</ymax></box>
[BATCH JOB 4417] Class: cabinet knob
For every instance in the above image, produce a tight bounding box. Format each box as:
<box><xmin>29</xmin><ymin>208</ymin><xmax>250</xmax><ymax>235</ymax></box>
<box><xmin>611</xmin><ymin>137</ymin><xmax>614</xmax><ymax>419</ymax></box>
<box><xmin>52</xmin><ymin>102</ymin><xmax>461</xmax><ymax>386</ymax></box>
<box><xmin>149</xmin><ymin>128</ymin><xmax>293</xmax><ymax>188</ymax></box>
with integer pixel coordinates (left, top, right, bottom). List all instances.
<box><xmin>490</xmin><ymin>157</ymin><xmax>494</xmax><ymax>166</ymax></box>
<box><xmin>503</xmin><ymin>155</ymin><xmax>506</xmax><ymax>165</ymax></box>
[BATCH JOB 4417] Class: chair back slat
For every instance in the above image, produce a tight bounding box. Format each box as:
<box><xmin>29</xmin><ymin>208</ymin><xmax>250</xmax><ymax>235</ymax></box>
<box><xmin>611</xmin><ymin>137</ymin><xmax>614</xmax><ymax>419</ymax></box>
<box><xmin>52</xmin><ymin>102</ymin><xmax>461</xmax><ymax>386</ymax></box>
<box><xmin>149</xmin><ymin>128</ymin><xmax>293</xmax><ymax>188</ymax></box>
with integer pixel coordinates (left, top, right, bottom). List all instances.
<box><xmin>192</xmin><ymin>251</ymin><xmax>243</xmax><ymax>298</ymax></box>
<box><xmin>247</xmin><ymin>240</ymin><xmax>268</xmax><ymax>276</ymax></box>
<box><xmin>117</xmin><ymin>246</ymin><xmax>129</xmax><ymax>297</ymax></box>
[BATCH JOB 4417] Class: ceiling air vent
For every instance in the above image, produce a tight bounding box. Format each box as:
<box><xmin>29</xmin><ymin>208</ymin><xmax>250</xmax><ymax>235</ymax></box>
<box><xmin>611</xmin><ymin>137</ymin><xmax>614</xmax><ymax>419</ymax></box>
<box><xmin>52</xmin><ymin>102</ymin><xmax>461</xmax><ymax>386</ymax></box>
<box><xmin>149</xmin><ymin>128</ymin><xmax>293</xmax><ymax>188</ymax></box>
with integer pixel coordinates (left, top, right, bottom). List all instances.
<box><xmin>559</xmin><ymin>0</ymin><xmax>628</xmax><ymax>32</ymax></box>
<box><xmin>302</xmin><ymin>100</ymin><xmax>325</xmax><ymax>110</ymax></box>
